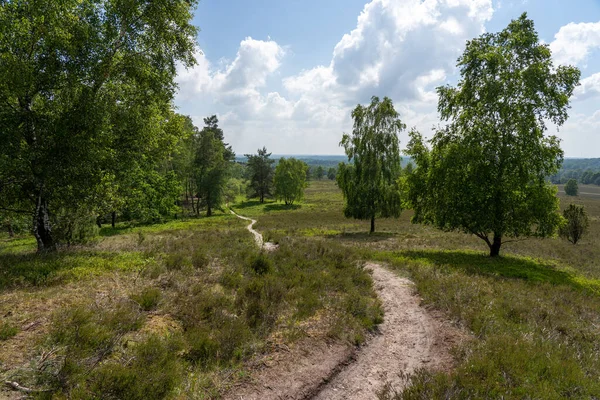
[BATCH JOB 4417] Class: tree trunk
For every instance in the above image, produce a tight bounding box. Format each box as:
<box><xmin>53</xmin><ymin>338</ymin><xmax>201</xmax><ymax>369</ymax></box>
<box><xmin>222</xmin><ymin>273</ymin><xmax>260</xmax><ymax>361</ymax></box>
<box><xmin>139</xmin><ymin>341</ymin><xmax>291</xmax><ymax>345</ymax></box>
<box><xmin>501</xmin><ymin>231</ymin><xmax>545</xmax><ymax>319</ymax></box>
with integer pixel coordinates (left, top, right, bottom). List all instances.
<box><xmin>7</xmin><ymin>222</ymin><xmax>14</xmax><ymax>237</ymax></box>
<box><xmin>370</xmin><ymin>216</ymin><xmax>375</xmax><ymax>233</ymax></box>
<box><xmin>33</xmin><ymin>194</ymin><xmax>55</xmax><ymax>252</ymax></box>
<box><xmin>96</xmin><ymin>216</ymin><xmax>102</xmax><ymax>229</ymax></box>
<box><xmin>111</xmin><ymin>211</ymin><xmax>116</xmax><ymax>228</ymax></box>
<box><xmin>206</xmin><ymin>193</ymin><xmax>212</xmax><ymax>217</ymax></box>
<box><xmin>489</xmin><ymin>233</ymin><xmax>502</xmax><ymax>257</ymax></box>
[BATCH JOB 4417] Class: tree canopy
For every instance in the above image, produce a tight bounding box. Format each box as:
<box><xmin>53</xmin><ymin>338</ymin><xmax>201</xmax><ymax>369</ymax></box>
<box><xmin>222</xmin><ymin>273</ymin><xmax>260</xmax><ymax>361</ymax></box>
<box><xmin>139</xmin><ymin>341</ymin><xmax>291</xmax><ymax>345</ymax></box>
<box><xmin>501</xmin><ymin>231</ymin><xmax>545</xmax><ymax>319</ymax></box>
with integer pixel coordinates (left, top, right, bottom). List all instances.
<box><xmin>274</xmin><ymin>158</ymin><xmax>308</xmax><ymax>206</ymax></box>
<box><xmin>0</xmin><ymin>0</ymin><xmax>198</xmax><ymax>251</ymax></box>
<box><xmin>194</xmin><ymin>116</ymin><xmax>234</xmax><ymax>217</ymax></box>
<box><xmin>245</xmin><ymin>147</ymin><xmax>275</xmax><ymax>203</ymax></box>
<box><xmin>565</xmin><ymin>179</ymin><xmax>579</xmax><ymax>196</ymax></box>
<box><xmin>337</xmin><ymin>96</ymin><xmax>404</xmax><ymax>233</ymax></box>
<box><xmin>405</xmin><ymin>13</ymin><xmax>580</xmax><ymax>256</ymax></box>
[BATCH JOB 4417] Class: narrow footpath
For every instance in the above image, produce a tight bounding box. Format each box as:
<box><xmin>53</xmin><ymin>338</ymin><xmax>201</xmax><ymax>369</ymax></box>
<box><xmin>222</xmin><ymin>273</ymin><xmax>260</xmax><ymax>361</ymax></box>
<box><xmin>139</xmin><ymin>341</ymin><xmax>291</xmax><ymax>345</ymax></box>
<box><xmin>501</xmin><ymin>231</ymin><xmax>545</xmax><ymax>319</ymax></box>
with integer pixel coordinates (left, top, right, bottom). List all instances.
<box><xmin>227</xmin><ymin>211</ymin><xmax>460</xmax><ymax>399</ymax></box>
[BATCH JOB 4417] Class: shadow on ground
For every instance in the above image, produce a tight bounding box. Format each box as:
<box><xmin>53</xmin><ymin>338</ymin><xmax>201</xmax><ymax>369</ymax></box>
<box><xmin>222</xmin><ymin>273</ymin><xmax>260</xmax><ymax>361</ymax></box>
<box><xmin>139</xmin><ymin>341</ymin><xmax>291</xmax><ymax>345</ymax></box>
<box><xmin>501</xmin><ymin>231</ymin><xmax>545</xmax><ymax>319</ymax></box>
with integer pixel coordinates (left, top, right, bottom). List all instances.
<box><xmin>392</xmin><ymin>250</ymin><xmax>599</xmax><ymax>292</ymax></box>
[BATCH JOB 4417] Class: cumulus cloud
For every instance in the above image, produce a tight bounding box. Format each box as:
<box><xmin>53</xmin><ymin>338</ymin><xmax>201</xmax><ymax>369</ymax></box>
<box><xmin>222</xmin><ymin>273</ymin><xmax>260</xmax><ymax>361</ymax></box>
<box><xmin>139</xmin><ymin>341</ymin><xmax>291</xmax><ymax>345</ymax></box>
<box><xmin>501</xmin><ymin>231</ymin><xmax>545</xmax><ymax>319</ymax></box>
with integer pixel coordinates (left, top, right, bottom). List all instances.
<box><xmin>574</xmin><ymin>72</ymin><xmax>600</xmax><ymax>101</ymax></box>
<box><xmin>550</xmin><ymin>21</ymin><xmax>600</xmax><ymax>66</ymax></box>
<box><xmin>175</xmin><ymin>0</ymin><xmax>494</xmax><ymax>154</ymax></box>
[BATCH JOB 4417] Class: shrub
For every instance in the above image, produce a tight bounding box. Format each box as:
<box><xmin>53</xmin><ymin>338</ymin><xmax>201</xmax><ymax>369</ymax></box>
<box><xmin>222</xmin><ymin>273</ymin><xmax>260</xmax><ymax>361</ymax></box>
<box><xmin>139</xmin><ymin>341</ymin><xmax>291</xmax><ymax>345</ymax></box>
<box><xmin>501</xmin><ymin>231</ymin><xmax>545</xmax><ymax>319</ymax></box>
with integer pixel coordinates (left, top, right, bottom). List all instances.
<box><xmin>560</xmin><ymin>204</ymin><xmax>590</xmax><ymax>244</ymax></box>
<box><xmin>164</xmin><ymin>252</ymin><xmax>190</xmax><ymax>271</ymax></box>
<box><xmin>76</xmin><ymin>335</ymin><xmax>183</xmax><ymax>400</ymax></box>
<box><xmin>248</xmin><ymin>252</ymin><xmax>272</xmax><ymax>275</ymax></box>
<box><xmin>52</xmin><ymin>207</ymin><xmax>99</xmax><ymax>245</ymax></box>
<box><xmin>131</xmin><ymin>286</ymin><xmax>162</xmax><ymax>311</ymax></box>
<box><xmin>46</xmin><ymin>300</ymin><xmax>144</xmax><ymax>389</ymax></box>
<box><xmin>0</xmin><ymin>321</ymin><xmax>18</xmax><ymax>340</ymax></box>
<box><xmin>191</xmin><ymin>248</ymin><xmax>209</xmax><ymax>269</ymax></box>
<box><xmin>564</xmin><ymin>179</ymin><xmax>579</xmax><ymax>196</ymax></box>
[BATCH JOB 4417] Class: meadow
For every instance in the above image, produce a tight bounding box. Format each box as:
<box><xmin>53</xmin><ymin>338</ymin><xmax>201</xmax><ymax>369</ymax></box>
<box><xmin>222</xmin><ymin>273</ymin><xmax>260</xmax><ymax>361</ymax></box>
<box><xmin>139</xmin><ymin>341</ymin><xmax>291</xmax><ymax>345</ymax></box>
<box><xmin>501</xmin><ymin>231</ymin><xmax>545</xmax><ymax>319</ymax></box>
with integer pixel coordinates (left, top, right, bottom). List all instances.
<box><xmin>1</xmin><ymin>180</ymin><xmax>600</xmax><ymax>398</ymax></box>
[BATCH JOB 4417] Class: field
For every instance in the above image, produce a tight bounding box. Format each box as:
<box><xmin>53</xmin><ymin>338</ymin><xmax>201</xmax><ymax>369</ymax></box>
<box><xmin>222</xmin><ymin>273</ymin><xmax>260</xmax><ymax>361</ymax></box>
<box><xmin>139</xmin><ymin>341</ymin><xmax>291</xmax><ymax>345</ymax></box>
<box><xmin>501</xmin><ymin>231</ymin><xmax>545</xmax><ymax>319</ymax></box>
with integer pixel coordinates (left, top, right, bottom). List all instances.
<box><xmin>2</xmin><ymin>180</ymin><xmax>600</xmax><ymax>398</ymax></box>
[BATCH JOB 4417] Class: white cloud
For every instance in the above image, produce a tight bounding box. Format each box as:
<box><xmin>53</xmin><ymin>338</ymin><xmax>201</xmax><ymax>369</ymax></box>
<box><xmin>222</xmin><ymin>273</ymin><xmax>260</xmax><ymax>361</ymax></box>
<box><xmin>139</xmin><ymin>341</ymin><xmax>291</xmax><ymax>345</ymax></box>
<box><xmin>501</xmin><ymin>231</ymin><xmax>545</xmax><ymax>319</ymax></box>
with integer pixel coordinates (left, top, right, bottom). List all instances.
<box><xmin>175</xmin><ymin>0</ymin><xmax>494</xmax><ymax>154</ymax></box>
<box><xmin>550</xmin><ymin>21</ymin><xmax>600</xmax><ymax>66</ymax></box>
<box><xmin>574</xmin><ymin>72</ymin><xmax>600</xmax><ymax>101</ymax></box>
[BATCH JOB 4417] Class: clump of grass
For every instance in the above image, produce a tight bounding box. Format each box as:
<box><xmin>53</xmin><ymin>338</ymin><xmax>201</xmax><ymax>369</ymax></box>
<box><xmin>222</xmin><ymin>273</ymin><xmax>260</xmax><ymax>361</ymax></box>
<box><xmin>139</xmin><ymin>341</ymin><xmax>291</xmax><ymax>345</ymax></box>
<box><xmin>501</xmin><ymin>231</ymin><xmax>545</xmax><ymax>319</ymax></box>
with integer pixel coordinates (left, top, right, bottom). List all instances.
<box><xmin>247</xmin><ymin>252</ymin><xmax>272</xmax><ymax>275</ymax></box>
<box><xmin>0</xmin><ymin>321</ymin><xmax>18</xmax><ymax>340</ymax></box>
<box><xmin>130</xmin><ymin>286</ymin><xmax>162</xmax><ymax>311</ymax></box>
<box><xmin>163</xmin><ymin>251</ymin><xmax>190</xmax><ymax>271</ymax></box>
<box><xmin>37</xmin><ymin>299</ymin><xmax>144</xmax><ymax>392</ymax></box>
<box><xmin>78</xmin><ymin>335</ymin><xmax>184</xmax><ymax>400</ymax></box>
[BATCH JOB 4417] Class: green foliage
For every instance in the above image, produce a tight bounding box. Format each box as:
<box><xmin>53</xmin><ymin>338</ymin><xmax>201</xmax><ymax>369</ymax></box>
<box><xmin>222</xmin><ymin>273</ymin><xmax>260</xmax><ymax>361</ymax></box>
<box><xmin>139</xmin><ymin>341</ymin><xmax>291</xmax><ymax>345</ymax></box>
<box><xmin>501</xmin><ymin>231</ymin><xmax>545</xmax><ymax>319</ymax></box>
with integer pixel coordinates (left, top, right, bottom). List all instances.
<box><xmin>51</xmin><ymin>207</ymin><xmax>99</xmax><ymax>246</ymax></box>
<box><xmin>274</xmin><ymin>158</ymin><xmax>309</xmax><ymax>205</ymax></box>
<box><xmin>245</xmin><ymin>147</ymin><xmax>275</xmax><ymax>203</ymax></box>
<box><xmin>130</xmin><ymin>286</ymin><xmax>162</xmax><ymax>311</ymax></box>
<box><xmin>337</xmin><ymin>96</ymin><xmax>404</xmax><ymax>233</ymax></box>
<box><xmin>564</xmin><ymin>178</ymin><xmax>579</xmax><ymax>196</ymax></box>
<box><xmin>327</xmin><ymin>167</ymin><xmax>337</xmax><ymax>180</ymax></box>
<box><xmin>248</xmin><ymin>252</ymin><xmax>273</xmax><ymax>275</ymax></box>
<box><xmin>560</xmin><ymin>204</ymin><xmax>589</xmax><ymax>244</ymax></box>
<box><xmin>194</xmin><ymin>116</ymin><xmax>235</xmax><ymax>216</ymax></box>
<box><xmin>81</xmin><ymin>335</ymin><xmax>183</xmax><ymax>400</ymax></box>
<box><xmin>0</xmin><ymin>321</ymin><xmax>18</xmax><ymax>340</ymax></box>
<box><xmin>406</xmin><ymin>14</ymin><xmax>580</xmax><ymax>257</ymax></box>
<box><xmin>0</xmin><ymin>0</ymin><xmax>198</xmax><ymax>251</ymax></box>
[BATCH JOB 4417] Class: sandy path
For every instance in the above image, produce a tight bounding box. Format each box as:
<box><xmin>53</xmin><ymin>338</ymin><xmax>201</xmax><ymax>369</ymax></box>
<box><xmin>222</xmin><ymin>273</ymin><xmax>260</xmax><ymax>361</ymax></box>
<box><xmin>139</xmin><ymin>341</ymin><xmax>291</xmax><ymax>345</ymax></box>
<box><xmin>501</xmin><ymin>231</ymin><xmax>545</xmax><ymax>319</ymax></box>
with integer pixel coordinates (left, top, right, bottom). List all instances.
<box><xmin>312</xmin><ymin>262</ymin><xmax>454</xmax><ymax>399</ymax></box>
<box><xmin>230</xmin><ymin>209</ymin><xmax>278</xmax><ymax>251</ymax></box>
<box><xmin>227</xmin><ymin>211</ymin><xmax>459</xmax><ymax>399</ymax></box>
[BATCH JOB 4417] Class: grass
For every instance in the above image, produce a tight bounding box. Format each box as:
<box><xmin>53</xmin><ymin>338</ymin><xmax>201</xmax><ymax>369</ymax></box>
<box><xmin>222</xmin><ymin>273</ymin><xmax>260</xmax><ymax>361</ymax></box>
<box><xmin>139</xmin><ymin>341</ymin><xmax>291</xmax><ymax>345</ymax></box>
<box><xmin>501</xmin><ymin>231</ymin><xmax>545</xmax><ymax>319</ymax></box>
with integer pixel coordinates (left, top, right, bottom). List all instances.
<box><xmin>3</xmin><ymin>179</ymin><xmax>600</xmax><ymax>398</ymax></box>
<box><xmin>0</xmin><ymin>204</ymin><xmax>381</xmax><ymax>398</ymax></box>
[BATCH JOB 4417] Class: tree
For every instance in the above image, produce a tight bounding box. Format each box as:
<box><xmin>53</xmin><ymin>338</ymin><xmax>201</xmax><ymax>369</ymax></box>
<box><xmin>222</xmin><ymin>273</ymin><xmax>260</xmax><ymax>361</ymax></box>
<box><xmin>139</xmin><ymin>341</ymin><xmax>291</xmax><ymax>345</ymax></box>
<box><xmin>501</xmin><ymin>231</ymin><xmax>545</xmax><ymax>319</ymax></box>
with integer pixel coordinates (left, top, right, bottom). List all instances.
<box><xmin>245</xmin><ymin>147</ymin><xmax>275</xmax><ymax>203</ymax></box>
<box><xmin>274</xmin><ymin>158</ymin><xmax>308</xmax><ymax>205</ymax></box>
<box><xmin>560</xmin><ymin>204</ymin><xmax>589</xmax><ymax>244</ymax></box>
<box><xmin>564</xmin><ymin>179</ymin><xmax>579</xmax><ymax>196</ymax></box>
<box><xmin>337</xmin><ymin>96</ymin><xmax>404</xmax><ymax>233</ymax></box>
<box><xmin>0</xmin><ymin>0</ymin><xmax>198</xmax><ymax>251</ymax></box>
<box><xmin>194</xmin><ymin>116</ymin><xmax>234</xmax><ymax>217</ymax></box>
<box><xmin>406</xmin><ymin>14</ymin><xmax>580</xmax><ymax>257</ymax></box>
<box><xmin>327</xmin><ymin>168</ymin><xmax>337</xmax><ymax>180</ymax></box>
<box><xmin>314</xmin><ymin>166</ymin><xmax>325</xmax><ymax>180</ymax></box>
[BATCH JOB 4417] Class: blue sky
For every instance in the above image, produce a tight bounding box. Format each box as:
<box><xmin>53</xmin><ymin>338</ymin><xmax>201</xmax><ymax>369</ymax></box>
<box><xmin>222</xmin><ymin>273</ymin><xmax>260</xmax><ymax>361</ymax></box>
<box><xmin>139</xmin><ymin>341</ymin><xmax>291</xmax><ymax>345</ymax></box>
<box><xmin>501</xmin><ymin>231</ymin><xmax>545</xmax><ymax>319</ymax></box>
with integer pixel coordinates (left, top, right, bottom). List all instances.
<box><xmin>175</xmin><ymin>0</ymin><xmax>600</xmax><ymax>157</ymax></box>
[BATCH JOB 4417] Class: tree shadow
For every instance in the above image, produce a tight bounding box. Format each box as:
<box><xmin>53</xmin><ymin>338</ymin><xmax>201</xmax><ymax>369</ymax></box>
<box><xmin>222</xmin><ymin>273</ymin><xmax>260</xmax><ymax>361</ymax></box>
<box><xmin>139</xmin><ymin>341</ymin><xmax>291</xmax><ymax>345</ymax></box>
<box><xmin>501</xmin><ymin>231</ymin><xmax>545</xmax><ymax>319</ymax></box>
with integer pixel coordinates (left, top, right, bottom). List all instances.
<box><xmin>397</xmin><ymin>250</ymin><xmax>592</xmax><ymax>290</ymax></box>
<box><xmin>264</xmin><ymin>203</ymin><xmax>301</xmax><ymax>212</ymax></box>
<box><xmin>232</xmin><ymin>200</ymin><xmax>265</xmax><ymax>210</ymax></box>
<box><xmin>334</xmin><ymin>231</ymin><xmax>396</xmax><ymax>243</ymax></box>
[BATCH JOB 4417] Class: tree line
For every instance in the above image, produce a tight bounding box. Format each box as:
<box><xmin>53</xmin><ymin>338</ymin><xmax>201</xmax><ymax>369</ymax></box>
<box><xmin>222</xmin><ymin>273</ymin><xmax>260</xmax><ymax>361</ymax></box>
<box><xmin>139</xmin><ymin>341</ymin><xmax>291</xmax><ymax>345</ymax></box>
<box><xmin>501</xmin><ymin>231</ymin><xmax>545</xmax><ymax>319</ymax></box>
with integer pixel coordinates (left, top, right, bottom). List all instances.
<box><xmin>0</xmin><ymin>0</ymin><xmax>312</xmax><ymax>251</ymax></box>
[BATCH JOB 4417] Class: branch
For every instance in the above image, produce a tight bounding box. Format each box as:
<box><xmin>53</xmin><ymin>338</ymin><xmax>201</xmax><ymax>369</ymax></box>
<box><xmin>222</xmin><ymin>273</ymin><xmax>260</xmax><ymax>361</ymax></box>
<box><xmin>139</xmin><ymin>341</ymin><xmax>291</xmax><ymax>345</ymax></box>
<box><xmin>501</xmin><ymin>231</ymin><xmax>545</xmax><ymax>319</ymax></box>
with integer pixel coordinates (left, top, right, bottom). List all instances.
<box><xmin>4</xmin><ymin>381</ymin><xmax>51</xmax><ymax>394</ymax></box>
<box><xmin>0</xmin><ymin>206</ymin><xmax>31</xmax><ymax>214</ymax></box>
<box><xmin>501</xmin><ymin>238</ymin><xmax>527</xmax><ymax>245</ymax></box>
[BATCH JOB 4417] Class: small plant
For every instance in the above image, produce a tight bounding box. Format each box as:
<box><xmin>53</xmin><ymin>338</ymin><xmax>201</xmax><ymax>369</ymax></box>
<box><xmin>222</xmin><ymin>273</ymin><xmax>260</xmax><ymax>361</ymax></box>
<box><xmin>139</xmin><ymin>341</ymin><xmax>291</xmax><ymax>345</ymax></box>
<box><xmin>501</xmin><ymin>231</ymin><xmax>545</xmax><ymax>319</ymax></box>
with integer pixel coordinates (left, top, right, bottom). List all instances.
<box><xmin>560</xmin><ymin>204</ymin><xmax>589</xmax><ymax>244</ymax></box>
<box><xmin>164</xmin><ymin>252</ymin><xmax>190</xmax><ymax>271</ymax></box>
<box><xmin>191</xmin><ymin>249</ymin><xmax>209</xmax><ymax>269</ymax></box>
<box><xmin>564</xmin><ymin>179</ymin><xmax>579</xmax><ymax>196</ymax></box>
<box><xmin>131</xmin><ymin>287</ymin><xmax>162</xmax><ymax>311</ymax></box>
<box><xmin>248</xmin><ymin>252</ymin><xmax>272</xmax><ymax>275</ymax></box>
<box><xmin>0</xmin><ymin>321</ymin><xmax>19</xmax><ymax>340</ymax></box>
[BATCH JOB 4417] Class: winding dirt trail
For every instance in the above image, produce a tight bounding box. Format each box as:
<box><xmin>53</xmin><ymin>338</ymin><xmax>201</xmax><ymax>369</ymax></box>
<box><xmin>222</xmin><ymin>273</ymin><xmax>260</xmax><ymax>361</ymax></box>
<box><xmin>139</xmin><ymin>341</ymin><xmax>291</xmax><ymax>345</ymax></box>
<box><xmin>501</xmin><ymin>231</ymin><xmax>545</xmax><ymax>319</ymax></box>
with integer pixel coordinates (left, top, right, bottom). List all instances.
<box><xmin>227</xmin><ymin>211</ymin><xmax>460</xmax><ymax>399</ymax></box>
<box><xmin>230</xmin><ymin>209</ymin><xmax>278</xmax><ymax>251</ymax></box>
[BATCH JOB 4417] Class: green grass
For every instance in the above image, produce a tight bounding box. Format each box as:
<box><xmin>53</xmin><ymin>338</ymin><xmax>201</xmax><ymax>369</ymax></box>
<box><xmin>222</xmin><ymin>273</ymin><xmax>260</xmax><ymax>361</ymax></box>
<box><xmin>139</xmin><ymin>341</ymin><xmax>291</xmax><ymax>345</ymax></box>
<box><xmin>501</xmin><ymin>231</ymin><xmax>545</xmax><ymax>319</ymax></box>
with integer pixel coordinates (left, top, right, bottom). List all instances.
<box><xmin>3</xmin><ymin>179</ymin><xmax>600</xmax><ymax>398</ymax></box>
<box><xmin>0</xmin><ymin>200</ymin><xmax>381</xmax><ymax>398</ymax></box>
<box><xmin>379</xmin><ymin>252</ymin><xmax>600</xmax><ymax>399</ymax></box>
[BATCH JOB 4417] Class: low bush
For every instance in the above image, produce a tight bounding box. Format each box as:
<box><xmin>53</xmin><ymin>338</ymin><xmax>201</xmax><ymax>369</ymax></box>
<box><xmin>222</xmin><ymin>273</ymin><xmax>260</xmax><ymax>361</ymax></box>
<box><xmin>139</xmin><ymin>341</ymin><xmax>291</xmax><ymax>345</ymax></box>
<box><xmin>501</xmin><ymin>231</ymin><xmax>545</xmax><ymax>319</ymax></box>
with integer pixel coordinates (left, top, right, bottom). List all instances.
<box><xmin>0</xmin><ymin>321</ymin><xmax>18</xmax><ymax>340</ymax></box>
<box><xmin>130</xmin><ymin>286</ymin><xmax>162</xmax><ymax>311</ymax></box>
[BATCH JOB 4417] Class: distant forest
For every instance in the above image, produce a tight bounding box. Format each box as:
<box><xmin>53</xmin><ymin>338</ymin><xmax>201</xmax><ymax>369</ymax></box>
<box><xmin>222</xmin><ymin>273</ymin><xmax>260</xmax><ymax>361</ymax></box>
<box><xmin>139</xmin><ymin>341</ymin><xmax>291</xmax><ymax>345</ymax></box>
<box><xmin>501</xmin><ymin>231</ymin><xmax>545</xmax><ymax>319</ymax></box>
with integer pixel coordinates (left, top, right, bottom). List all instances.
<box><xmin>236</xmin><ymin>155</ymin><xmax>600</xmax><ymax>185</ymax></box>
<box><xmin>550</xmin><ymin>158</ymin><xmax>600</xmax><ymax>185</ymax></box>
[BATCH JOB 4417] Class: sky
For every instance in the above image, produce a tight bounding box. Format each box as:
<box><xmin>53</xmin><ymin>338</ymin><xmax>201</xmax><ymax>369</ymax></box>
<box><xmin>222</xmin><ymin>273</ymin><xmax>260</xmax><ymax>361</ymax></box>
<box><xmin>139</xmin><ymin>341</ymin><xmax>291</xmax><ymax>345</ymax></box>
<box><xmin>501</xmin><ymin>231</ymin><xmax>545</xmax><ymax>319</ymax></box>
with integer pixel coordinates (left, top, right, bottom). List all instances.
<box><xmin>174</xmin><ymin>0</ymin><xmax>600</xmax><ymax>157</ymax></box>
